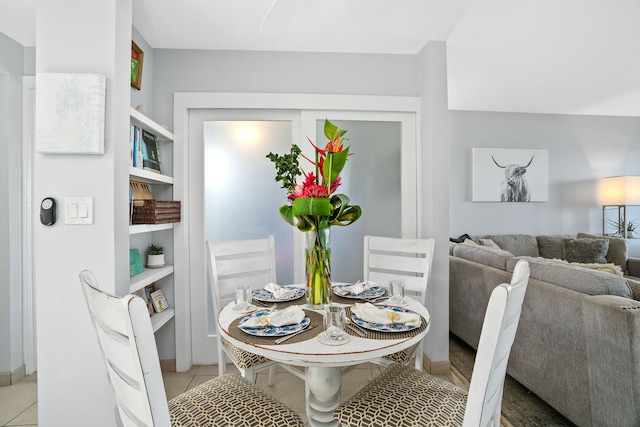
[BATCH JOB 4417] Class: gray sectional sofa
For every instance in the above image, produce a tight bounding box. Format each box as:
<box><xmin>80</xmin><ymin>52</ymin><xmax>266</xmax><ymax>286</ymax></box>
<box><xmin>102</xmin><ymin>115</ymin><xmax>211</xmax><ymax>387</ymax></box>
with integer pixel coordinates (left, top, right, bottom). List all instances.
<box><xmin>449</xmin><ymin>233</ymin><xmax>640</xmax><ymax>427</ymax></box>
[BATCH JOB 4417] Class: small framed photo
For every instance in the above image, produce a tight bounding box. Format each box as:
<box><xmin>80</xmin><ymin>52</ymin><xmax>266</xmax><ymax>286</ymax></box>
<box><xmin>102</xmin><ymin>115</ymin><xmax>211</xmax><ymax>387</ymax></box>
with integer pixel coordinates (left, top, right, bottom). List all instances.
<box><xmin>131</xmin><ymin>41</ymin><xmax>144</xmax><ymax>90</ymax></box>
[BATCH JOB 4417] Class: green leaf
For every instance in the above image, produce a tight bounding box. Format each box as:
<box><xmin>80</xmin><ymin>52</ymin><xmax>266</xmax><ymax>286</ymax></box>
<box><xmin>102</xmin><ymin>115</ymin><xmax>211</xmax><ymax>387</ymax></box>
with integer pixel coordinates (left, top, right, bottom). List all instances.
<box><xmin>279</xmin><ymin>205</ymin><xmax>296</xmax><ymax>226</ymax></box>
<box><xmin>323</xmin><ymin>147</ymin><xmax>349</xmax><ymax>185</ymax></box>
<box><xmin>328</xmin><ymin>194</ymin><xmax>362</xmax><ymax>227</ymax></box>
<box><xmin>292</xmin><ymin>197</ymin><xmax>332</xmax><ymax>217</ymax></box>
<box><xmin>324</xmin><ymin>119</ymin><xmax>348</xmax><ymax>141</ymax></box>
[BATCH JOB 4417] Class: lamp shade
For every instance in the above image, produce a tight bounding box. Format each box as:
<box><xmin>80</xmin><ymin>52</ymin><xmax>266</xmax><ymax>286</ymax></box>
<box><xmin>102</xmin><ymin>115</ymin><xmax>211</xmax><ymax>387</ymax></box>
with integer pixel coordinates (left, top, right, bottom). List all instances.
<box><xmin>601</xmin><ymin>176</ymin><xmax>640</xmax><ymax>205</ymax></box>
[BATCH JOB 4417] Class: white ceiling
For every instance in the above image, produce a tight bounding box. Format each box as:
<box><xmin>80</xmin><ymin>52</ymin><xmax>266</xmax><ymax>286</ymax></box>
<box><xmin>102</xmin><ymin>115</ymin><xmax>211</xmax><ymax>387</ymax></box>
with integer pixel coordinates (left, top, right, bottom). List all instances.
<box><xmin>2</xmin><ymin>0</ymin><xmax>639</xmax><ymax>117</ymax></box>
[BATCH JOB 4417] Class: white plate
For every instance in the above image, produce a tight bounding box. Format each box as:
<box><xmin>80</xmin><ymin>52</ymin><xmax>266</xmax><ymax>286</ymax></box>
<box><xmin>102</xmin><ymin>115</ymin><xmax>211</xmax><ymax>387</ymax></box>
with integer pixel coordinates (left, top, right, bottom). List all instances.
<box><xmin>381</xmin><ymin>298</ymin><xmax>409</xmax><ymax>307</ymax></box>
<box><xmin>351</xmin><ymin>306</ymin><xmax>419</xmax><ymax>333</ymax></box>
<box><xmin>252</xmin><ymin>286</ymin><xmax>305</xmax><ymax>302</ymax></box>
<box><xmin>232</xmin><ymin>304</ymin><xmax>257</xmax><ymax>314</ymax></box>
<box><xmin>239</xmin><ymin>311</ymin><xmax>311</xmax><ymax>337</ymax></box>
<box><xmin>317</xmin><ymin>331</ymin><xmax>351</xmax><ymax>346</ymax></box>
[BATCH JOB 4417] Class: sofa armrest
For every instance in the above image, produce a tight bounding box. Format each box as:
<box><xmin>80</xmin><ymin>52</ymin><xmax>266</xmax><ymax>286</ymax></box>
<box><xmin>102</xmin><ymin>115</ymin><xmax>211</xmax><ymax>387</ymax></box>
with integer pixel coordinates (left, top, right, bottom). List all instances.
<box><xmin>627</xmin><ymin>257</ymin><xmax>640</xmax><ymax>278</ymax></box>
<box><xmin>582</xmin><ymin>295</ymin><xmax>640</xmax><ymax>426</ymax></box>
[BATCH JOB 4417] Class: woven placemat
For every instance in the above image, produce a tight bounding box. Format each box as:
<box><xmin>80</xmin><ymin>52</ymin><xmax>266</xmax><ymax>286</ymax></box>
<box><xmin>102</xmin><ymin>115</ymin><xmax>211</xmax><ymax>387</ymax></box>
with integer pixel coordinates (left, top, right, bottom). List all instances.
<box><xmin>344</xmin><ymin>306</ymin><xmax>428</xmax><ymax>340</ymax></box>
<box><xmin>229</xmin><ymin>309</ymin><xmax>324</xmax><ymax>345</ymax></box>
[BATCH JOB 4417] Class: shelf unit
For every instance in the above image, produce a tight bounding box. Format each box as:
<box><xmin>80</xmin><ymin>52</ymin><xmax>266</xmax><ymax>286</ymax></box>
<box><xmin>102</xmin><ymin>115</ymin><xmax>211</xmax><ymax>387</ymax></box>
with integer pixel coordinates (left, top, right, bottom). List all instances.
<box><xmin>129</xmin><ymin>107</ymin><xmax>176</xmax><ymax>335</ymax></box>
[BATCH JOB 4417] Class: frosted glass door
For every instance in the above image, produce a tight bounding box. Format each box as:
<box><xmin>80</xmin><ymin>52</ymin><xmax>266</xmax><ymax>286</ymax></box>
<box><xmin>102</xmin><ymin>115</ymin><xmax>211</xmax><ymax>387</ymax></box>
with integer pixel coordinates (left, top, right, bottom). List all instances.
<box><xmin>204</xmin><ymin>120</ymin><xmax>294</xmax><ymax>284</ymax></box>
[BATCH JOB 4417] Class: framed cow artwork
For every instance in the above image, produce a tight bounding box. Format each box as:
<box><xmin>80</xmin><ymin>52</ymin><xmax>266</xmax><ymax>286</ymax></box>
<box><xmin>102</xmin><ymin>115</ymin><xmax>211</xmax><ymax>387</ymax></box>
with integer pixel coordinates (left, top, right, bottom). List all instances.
<box><xmin>472</xmin><ymin>148</ymin><xmax>549</xmax><ymax>202</ymax></box>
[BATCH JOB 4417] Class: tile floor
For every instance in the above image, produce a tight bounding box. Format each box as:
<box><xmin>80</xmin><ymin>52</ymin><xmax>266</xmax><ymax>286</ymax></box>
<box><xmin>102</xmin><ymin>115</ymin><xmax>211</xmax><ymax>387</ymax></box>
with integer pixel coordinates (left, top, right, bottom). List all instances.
<box><xmin>0</xmin><ymin>362</ymin><xmax>460</xmax><ymax>426</ymax></box>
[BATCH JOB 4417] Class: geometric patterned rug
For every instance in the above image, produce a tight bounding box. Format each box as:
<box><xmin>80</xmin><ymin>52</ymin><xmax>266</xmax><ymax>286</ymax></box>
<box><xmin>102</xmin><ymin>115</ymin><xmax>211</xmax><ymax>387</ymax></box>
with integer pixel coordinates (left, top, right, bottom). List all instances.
<box><xmin>449</xmin><ymin>333</ymin><xmax>576</xmax><ymax>427</ymax></box>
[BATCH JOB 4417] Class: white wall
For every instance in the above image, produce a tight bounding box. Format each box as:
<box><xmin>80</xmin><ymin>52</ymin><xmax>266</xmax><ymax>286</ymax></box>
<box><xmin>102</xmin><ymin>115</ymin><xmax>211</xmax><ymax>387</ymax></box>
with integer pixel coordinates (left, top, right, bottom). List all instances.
<box><xmin>0</xmin><ymin>32</ymin><xmax>24</xmax><ymax>379</ymax></box>
<box><xmin>417</xmin><ymin>41</ymin><xmax>450</xmax><ymax>366</ymax></box>
<box><xmin>448</xmin><ymin>110</ymin><xmax>640</xmax><ymax>255</ymax></box>
<box><xmin>34</xmin><ymin>0</ymin><xmax>132</xmax><ymax>425</ymax></box>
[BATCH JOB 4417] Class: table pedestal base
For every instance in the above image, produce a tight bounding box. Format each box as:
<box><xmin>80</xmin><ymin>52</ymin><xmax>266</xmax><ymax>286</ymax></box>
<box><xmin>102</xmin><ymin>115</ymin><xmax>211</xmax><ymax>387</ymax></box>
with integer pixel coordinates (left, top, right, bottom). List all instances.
<box><xmin>306</xmin><ymin>366</ymin><xmax>341</xmax><ymax>426</ymax></box>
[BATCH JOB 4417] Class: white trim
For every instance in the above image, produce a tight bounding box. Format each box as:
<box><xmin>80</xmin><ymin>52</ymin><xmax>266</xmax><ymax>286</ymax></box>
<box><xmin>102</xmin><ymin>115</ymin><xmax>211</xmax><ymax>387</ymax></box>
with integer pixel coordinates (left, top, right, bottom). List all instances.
<box><xmin>173</xmin><ymin>92</ymin><xmax>421</xmax><ymax>370</ymax></box>
<box><xmin>22</xmin><ymin>76</ymin><xmax>36</xmax><ymax>375</ymax></box>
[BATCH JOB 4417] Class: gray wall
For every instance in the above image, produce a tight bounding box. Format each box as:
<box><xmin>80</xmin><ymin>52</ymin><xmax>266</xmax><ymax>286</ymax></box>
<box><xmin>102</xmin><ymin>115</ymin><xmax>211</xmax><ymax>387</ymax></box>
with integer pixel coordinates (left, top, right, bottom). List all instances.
<box><xmin>0</xmin><ymin>32</ymin><xmax>25</xmax><ymax>378</ymax></box>
<box><xmin>152</xmin><ymin>49</ymin><xmax>418</xmax><ymax>128</ymax></box>
<box><xmin>448</xmin><ymin>111</ymin><xmax>640</xmax><ymax>255</ymax></box>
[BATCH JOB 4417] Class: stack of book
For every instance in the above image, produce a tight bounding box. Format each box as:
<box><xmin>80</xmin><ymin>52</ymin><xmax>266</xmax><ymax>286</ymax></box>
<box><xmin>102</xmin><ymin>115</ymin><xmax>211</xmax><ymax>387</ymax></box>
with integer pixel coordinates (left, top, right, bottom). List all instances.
<box><xmin>130</xmin><ymin>125</ymin><xmax>161</xmax><ymax>174</ymax></box>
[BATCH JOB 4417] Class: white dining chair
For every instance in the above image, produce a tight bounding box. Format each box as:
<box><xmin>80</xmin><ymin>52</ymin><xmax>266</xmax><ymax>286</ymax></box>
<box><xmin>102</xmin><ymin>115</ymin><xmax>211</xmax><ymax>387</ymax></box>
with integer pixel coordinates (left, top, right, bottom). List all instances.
<box><xmin>206</xmin><ymin>236</ymin><xmax>280</xmax><ymax>383</ymax></box>
<box><xmin>363</xmin><ymin>235</ymin><xmax>435</xmax><ymax>371</ymax></box>
<box><xmin>79</xmin><ymin>270</ymin><xmax>304</xmax><ymax>427</ymax></box>
<box><xmin>334</xmin><ymin>259</ymin><xmax>530</xmax><ymax>427</ymax></box>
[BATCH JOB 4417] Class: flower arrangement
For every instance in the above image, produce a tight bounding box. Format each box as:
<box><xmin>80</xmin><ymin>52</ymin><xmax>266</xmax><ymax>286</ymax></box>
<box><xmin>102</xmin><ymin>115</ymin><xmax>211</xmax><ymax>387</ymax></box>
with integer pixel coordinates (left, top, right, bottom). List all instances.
<box><xmin>267</xmin><ymin>119</ymin><xmax>362</xmax><ymax>306</ymax></box>
<box><xmin>267</xmin><ymin>119</ymin><xmax>362</xmax><ymax>231</ymax></box>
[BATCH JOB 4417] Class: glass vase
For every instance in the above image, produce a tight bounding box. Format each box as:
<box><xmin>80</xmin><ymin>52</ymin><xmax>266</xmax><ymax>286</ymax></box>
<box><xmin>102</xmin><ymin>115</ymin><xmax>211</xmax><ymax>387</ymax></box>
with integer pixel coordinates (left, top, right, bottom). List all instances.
<box><xmin>305</xmin><ymin>227</ymin><xmax>331</xmax><ymax>308</ymax></box>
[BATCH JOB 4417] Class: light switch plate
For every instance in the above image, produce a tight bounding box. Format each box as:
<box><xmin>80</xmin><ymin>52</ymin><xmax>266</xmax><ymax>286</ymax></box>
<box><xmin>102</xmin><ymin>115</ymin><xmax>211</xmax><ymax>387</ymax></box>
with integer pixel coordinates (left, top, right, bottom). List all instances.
<box><xmin>65</xmin><ymin>197</ymin><xmax>94</xmax><ymax>225</ymax></box>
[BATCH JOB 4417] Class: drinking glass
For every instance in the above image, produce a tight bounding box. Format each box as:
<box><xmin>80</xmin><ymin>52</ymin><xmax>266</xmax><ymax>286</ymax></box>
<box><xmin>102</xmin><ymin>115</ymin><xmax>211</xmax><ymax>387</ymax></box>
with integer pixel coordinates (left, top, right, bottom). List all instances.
<box><xmin>324</xmin><ymin>306</ymin><xmax>347</xmax><ymax>342</ymax></box>
<box><xmin>388</xmin><ymin>280</ymin><xmax>405</xmax><ymax>304</ymax></box>
<box><xmin>234</xmin><ymin>286</ymin><xmax>252</xmax><ymax>311</ymax></box>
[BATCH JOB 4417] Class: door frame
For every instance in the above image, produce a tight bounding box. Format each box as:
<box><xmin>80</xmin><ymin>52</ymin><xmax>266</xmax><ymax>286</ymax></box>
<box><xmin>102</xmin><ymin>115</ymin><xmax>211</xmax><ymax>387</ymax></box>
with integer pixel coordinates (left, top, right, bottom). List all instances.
<box><xmin>173</xmin><ymin>93</ymin><xmax>421</xmax><ymax>371</ymax></box>
<box><xmin>22</xmin><ymin>76</ymin><xmax>36</xmax><ymax>375</ymax></box>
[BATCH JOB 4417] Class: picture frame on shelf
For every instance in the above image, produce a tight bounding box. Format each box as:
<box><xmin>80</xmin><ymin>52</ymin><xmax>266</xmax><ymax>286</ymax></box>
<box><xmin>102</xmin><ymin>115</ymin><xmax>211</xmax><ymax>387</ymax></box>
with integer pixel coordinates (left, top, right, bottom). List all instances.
<box><xmin>131</xmin><ymin>41</ymin><xmax>144</xmax><ymax>90</ymax></box>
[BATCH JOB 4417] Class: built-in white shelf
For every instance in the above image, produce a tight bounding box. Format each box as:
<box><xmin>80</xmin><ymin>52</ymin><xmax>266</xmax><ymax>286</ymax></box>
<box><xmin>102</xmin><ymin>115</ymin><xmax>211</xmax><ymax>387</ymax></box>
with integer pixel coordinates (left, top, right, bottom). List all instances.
<box><xmin>130</xmin><ymin>107</ymin><xmax>174</xmax><ymax>141</ymax></box>
<box><xmin>130</xmin><ymin>167</ymin><xmax>173</xmax><ymax>185</ymax></box>
<box><xmin>151</xmin><ymin>308</ymin><xmax>175</xmax><ymax>333</ymax></box>
<box><xmin>130</xmin><ymin>265</ymin><xmax>174</xmax><ymax>294</ymax></box>
<box><xmin>129</xmin><ymin>223</ymin><xmax>174</xmax><ymax>235</ymax></box>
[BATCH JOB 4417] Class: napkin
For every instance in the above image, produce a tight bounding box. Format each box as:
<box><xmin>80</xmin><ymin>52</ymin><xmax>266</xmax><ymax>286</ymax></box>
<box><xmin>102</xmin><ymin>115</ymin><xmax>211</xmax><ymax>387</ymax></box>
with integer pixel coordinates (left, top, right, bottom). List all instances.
<box><xmin>333</xmin><ymin>280</ymin><xmax>376</xmax><ymax>296</ymax></box>
<box><xmin>241</xmin><ymin>306</ymin><xmax>305</xmax><ymax>328</ymax></box>
<box><xmin>265</xmin><ymin>282</ymin><xmax>298</xmax><ymax>300</ymax></box>
<box><xmin>351</xmin><ymin>303</ymin><xmax>421</xmax><ymax>327</ymax></box>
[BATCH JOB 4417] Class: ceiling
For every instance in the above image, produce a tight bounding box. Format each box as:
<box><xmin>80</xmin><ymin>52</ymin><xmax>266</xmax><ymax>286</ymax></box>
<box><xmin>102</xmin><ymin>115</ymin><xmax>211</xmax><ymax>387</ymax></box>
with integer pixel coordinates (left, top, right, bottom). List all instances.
<box><xmin>2</xmin><ymin>0</ymin><xmax>640</xmax><ymax>117</ymax></box>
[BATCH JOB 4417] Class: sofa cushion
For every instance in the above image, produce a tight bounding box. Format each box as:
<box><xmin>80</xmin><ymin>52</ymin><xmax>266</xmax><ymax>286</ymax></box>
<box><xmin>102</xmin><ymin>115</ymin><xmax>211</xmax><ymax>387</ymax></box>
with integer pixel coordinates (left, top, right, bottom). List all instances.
<box><xmin>452</xmin><ymin>242</ymin><xmax>513</xmax><ymax>271</ymax></box>
<box><xmin>537</xmin><ymin>235</ymin><xmax>574</xmax><ymax>259</ymax></box>
<box><xmin>479</xmin><ymin>234</ymin><xmax>540</xmax><ymax>257</ymax></box>
<box><xmin>562</xmin><ymin>238</ymin><xmax>609</xmax><ymax>264</ymax></box>
<box><xmin>506</xmin><ymin>256</ymin><xmax>632</xmax><ymax>298</ymax></box>
<box><xmin>577</xmin><ymin>232</ymin><xmax>628</xmax><ymax>274</ymax></box>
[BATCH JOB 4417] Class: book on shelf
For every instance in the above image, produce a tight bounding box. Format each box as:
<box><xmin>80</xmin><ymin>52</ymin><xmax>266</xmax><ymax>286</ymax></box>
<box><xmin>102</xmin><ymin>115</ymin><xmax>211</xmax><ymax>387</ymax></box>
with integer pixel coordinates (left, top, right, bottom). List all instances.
<box><xmin>141</xmin><ymin>129</ymin><xmax>162</xmax><ymax>174</ymax></box>
<box><xmin>133</xmin><ymin>284</ymin><xmax>155</xmax><ymax>317</ymax></box>
<box><xmin>150</xmin><ymin>288</ymin><xmax>169</xmax><ymax>313</ymax></box>
<box><xmin>131</xmin><ymin>125</ymin><xmax>143</xmax><ymax>168</ymax></box>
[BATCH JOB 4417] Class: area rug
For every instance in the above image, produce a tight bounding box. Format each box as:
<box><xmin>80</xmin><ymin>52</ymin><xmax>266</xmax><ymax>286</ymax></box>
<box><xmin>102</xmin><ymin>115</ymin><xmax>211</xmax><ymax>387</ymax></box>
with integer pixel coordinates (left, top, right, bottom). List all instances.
<box><xmin>449</xmin><ymin>334</ymin><xmax>576</xmax><ymax>427</ymax></box>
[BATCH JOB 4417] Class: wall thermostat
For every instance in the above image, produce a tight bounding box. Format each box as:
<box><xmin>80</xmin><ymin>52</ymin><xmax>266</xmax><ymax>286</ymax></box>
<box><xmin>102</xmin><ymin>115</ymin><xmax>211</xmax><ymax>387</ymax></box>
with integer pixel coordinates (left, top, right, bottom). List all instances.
<box><xmin>40</xmin><ymin>197</ymin><xmax>56</xmax><ymax>226</ymax></box>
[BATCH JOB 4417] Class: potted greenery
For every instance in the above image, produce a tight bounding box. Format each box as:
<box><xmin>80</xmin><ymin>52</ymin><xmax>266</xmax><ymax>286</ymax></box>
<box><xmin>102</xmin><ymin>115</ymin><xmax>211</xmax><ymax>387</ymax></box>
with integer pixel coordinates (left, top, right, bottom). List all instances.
<box><xmin>146</xmin><ymin>244</ymin><xmax>165</xmax><ymax>268</ymax></box>
<box><xmin>607</xmin><ymin>218</ymin><xmax>638</xmax><ymax>238</ymax></box>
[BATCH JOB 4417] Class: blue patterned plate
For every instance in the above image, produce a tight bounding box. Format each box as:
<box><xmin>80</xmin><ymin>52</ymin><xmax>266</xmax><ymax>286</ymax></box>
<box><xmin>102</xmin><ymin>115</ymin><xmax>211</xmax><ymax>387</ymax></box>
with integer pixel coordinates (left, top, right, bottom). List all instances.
<box><xmin>252</xmin><ymin>286</ymin><xmax>305</xmax><ymax>302</ymax></box>
<box><xmin>239</xmin><ymin>310</ymin><xmax>311</xmax><ymax>337</ymax></box>
<box><xmin>332</xmin><ymin>284</ymin><xmax>385</xmax><ymax>300</ymax></box>
<box><xmin>351</xmin><ymin>306</ymin><xmax>419</xmax><ymax>333</ymax></box>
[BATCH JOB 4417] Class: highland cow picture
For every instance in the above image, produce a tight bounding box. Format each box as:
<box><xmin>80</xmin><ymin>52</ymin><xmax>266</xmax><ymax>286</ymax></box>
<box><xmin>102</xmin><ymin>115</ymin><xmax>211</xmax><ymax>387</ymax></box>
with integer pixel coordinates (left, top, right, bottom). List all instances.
<box><xmin>472</xmin><ymin>148</ymin><xmax>549</xmax><ymax>202</ymax></box>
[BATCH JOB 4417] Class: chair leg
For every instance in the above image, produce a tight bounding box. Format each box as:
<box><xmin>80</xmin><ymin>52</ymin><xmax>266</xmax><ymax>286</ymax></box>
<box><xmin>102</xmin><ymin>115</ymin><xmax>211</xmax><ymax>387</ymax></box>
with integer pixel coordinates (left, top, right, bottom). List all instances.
<box><xmin>241</xmin><ymin>366</ymin><xmax>256</xmax><ymax>383</ymax></box>
<box><xmin>267</xmin><ymin>365</ymin><xmax>276</xmax><ymax>386</ymax></box>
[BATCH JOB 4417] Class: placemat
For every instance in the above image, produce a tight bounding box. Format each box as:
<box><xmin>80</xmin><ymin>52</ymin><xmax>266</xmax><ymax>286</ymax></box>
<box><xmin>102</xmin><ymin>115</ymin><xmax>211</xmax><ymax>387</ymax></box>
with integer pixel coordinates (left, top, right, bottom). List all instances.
<box><xmin>229</xmin><ymin>309</ymin><xmax>324</xmax><ymax>345</ymax></box>
<box><xmin>344</xmin><ymin>306</ymin><xmax>428</xmax><ymax>340</ymax></box>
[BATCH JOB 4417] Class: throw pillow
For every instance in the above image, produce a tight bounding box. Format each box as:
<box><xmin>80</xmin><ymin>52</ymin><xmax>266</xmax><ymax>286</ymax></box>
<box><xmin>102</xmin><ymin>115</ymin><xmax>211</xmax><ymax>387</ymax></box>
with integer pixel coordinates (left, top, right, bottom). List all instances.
<box><xmin>625</xmin><ymin>278</ymin><xmax>640</xmax><ymax>301</ymax></box>
<box><xmin>537</xmin><ymin>235</ymin><xmax>572</xmax><ymax>259</ymax></box>
<box><xmin>562</xmin><ymin>238</ymin><xmax>609</xmax><ymax>264</ymax></box>
<box><xmin>476</xmin><ymin>238</ymin><xmax>501</xmax><ymax>249</ymax></box>
<box><xmin>577</xmin><ymin>232</ymin><xmax>628</xmax><ymax>274</ymax></box>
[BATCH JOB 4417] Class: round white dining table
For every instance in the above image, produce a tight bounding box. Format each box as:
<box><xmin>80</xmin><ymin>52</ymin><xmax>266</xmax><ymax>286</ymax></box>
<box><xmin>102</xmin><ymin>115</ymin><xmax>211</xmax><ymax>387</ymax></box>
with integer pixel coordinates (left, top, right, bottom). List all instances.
<box><xmin>218</xmin><ymin>293</ymin><xmax>430</xmax><ymax>427</ymax></box>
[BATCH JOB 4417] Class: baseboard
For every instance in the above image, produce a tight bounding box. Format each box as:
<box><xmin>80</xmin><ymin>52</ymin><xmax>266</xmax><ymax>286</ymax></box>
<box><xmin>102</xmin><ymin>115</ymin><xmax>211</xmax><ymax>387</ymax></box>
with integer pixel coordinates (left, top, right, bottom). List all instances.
<box><xmin>160</xmin><ymin>359</ymin><xmax>176</xmax><ymax>373</ymax></box>
<box><xmin>0</xmin><ymin>364</ymin><xmax>26</xmax><ymax>386</ymax></box>
<box><xmin>423</xmin><ymin>355</ymin><xmax>451</xmax><ymax>375</ymax></box>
